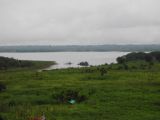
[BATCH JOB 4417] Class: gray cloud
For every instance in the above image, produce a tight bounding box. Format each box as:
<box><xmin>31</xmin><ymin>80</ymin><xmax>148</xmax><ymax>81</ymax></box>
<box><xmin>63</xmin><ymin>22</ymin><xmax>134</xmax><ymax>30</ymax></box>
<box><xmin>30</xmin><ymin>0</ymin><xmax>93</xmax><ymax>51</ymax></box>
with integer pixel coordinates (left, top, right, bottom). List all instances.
<box><xmin>0</xmin><ymin>0</ymin><xmax>160</xmax><ymax>45</ymax></box>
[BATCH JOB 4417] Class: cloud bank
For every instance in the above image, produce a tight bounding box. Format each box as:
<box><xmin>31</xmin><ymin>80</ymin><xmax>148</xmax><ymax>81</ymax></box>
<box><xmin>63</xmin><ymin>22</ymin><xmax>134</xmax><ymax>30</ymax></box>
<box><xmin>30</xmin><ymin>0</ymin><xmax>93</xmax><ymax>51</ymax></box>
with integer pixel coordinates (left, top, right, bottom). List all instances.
<box><xmin>0</xmin><ymin>0</ymin><xmax>160</xmax><ymax>45</ymax></box>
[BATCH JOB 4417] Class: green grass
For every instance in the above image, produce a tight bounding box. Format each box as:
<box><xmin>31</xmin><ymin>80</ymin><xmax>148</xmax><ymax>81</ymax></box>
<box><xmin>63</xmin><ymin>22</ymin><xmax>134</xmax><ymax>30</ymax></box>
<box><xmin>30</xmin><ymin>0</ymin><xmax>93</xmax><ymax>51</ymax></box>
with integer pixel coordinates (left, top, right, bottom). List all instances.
<box><xmin>0</xmin><ymin>62</ymin><xmax>160</xmax><ymax>120</ymax></box>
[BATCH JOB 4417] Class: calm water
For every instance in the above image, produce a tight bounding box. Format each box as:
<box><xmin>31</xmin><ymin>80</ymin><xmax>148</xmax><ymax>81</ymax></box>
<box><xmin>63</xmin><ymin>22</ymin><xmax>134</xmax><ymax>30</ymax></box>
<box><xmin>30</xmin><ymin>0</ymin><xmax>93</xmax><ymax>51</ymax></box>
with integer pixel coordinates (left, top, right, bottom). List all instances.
<box><xmin>0</xmin><ymin>52</ymin><xmax>129</xmax><ymax>69</ymax></box>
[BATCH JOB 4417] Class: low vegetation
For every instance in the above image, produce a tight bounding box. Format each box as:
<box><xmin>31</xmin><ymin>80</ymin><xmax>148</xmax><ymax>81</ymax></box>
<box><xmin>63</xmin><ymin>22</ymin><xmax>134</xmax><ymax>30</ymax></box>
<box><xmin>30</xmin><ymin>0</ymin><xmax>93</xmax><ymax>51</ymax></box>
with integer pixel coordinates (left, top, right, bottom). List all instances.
<box><xmin>0</xmin><ymin>83</ymin><xmax>6</xmax><ymax>92</ymax></box>
<box><xmin>0</xmin><ymin>52</ymin><xmax>160</xmax><ymax>120</ymax></box>
<box><xmin>52</xmin><ymin>89</ymin><xmax>87</xmax><ymax>104</ymax></box>
<box><xmin>0</xmin><ymin>56</ymin><xmax>55</xmax><ymax>70</ymax></box>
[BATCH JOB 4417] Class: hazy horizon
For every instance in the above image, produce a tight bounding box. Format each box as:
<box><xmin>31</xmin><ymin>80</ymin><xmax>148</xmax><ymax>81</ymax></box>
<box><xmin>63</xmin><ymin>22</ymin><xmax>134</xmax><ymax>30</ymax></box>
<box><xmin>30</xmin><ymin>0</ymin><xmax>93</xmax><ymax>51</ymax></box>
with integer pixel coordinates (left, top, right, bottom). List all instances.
<box><xmin>0</xmin><ymin>0</ymin><xmax>160</xmax><ymax>45</ymax></box>
<box><xmin>0</xmin><ymin>43</ymin><xmax>160</xmax><ymax>46</ymax></box>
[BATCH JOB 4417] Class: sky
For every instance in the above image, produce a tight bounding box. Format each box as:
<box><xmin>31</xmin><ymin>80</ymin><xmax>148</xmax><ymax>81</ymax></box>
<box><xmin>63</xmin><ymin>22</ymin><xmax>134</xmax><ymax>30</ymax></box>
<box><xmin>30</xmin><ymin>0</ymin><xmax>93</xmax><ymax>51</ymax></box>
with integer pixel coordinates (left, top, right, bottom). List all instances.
<box><xmin>0</xmin><ymin>0</ymin><xmax>160</xmax><ymax>45</ymax></box>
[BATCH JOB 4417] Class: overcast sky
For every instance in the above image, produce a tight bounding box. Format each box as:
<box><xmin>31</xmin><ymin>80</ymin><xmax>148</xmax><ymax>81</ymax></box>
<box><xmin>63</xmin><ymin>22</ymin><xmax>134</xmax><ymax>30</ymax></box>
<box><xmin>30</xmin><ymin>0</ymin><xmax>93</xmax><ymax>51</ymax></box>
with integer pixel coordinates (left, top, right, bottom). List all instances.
<box><xmin>0</xmin><ymin>0</ymin><xmax>160</xmax><ymax>45</ymax></box>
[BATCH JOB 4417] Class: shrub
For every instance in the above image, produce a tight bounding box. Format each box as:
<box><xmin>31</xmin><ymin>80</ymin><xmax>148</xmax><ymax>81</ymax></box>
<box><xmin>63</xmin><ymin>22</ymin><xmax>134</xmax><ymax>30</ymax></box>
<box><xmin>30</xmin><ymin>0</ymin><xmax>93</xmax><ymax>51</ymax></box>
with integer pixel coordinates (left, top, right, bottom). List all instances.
<box><xmin>52</xmin><ymin>89</ymin><xmax>87</xmax><ymax>104</ymax></box>
<box><xmin>145</xmin><ymin>54</ymin><xmax>153</xmax><ymax>63</ymax></box>
<box><xmin>131</xmin><ymin>66</ymin><xmax>137</xmax><ymax>69</ymax></box>
<box><xmin>0</xmin><ymin>83</ymin><xmax>6</xmax><ymax>92</ymax></box>
<box><xmin>0</xmin><ymin>115</ymin><xmax>4</xmax><ymax>120</ymax></box>
<box><xmin>99</xmin><ymin>68</ymin><xmax>107</xmax><ymax>76</ymax></box>
<box><xmin>123</xmin><ymin>63</ymin><xmax>128</xmax><ymax>70</ymax></box>
<box><xmin>8</xmin><ymin>100</ymin><xmax>16</xmax><ymax>107</ymax></box>
<box><xmin>150</xmin><ymin>51</ymin><xmax>160</xmax><ymax>62</ymax></box>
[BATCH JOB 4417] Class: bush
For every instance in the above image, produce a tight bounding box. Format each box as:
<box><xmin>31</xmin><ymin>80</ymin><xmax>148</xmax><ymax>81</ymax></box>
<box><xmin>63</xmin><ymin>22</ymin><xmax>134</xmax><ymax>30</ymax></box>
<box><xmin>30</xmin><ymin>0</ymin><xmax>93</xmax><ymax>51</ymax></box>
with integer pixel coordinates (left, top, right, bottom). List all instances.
<box><xmin>145</xmin><ymin>54</ymin><xmax>153</xmax><ymax>63</ymax></box>
<box><xmin>150</xmin><ymin>51</ymin><xmax>160</xmax><ymax>62</ymax></box>
<box><xmin>99</xmin><ymin>68</ymin><xmax>107</xmax><ymax>76</ymax></box>
<box><xmin>123</xmin><ymin>63</ymin><xmax>128</xmax><ymax>70</ymax></box>
<box><xmin>52</xmin><ymin>89</ymin><xmax>87</xmax><ymax>104</ymax></box>
<box><xmin>0</xmin><ymin>115</ymin><xmax>4</xmax><ymax>120</ymax></box>
<box><xmin>0</xmin><ymin>83</ymin><xmax>6</xmax><ymax>92</ymax></box>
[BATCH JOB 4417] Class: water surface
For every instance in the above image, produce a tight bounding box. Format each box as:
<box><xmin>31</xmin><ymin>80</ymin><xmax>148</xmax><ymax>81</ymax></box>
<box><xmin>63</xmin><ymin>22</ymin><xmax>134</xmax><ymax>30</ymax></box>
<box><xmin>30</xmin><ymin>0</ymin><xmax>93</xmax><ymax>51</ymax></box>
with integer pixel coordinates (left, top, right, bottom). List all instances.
<box><xmin>0</xmin><ymin>52</ymin><xmax>128</xmax><ymax>69</ymax></box>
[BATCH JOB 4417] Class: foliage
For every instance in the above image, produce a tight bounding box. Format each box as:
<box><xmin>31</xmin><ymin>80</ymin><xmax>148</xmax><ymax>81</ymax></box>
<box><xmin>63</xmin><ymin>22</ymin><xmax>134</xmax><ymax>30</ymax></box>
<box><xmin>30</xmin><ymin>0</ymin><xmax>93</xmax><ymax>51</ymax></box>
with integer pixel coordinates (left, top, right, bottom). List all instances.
<box><xmin>116</xmin><ymin>56</ymin><xmax>126</xmax><ymax>64</ymax></box>
<box><xmin>0</xmin><ymin>83</ymin><xmax>6</xmax><ymax>92</ymax></box>
<box><xmin>0</xmin><ymin>56</ymin><xmax>55</xmax><ymax>70</ymax></box>
<box><xmin>117</xmin><ymin>51</ymin><xmax>160</xmax><ymax>63</ymax></box>
<box><xmin>52</xmin><ymin>89</ymin><xmax>87</xmax><ymax>104</ymax></box>
<box><xmin>0</xmin><ymin>115</ymin><xmax>4</xmax><ymax>120</ymax></box>
<box><xmin>0</xmin><ymin>56</ymin><xmax>33</xmax><ymax>70</ymax></box>
<box><xmin>99</xmin><ymin>67</ymin><xmax>107</xmax><ymax>76</ymax></box>
<box><xmin>0</xmin><ymin>58</ymin><xmax>160</xmax><ymax>119</ymax></box>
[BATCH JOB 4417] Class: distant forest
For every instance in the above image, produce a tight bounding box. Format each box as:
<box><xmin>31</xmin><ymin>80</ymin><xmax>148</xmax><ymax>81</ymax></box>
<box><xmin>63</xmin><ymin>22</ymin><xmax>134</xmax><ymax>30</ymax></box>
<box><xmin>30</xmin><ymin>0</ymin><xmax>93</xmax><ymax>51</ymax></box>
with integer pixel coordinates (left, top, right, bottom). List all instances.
<box><xmin>0</xmin><ymin>45</ymin><xmax>160</xmax><ymax>52</ymax></box>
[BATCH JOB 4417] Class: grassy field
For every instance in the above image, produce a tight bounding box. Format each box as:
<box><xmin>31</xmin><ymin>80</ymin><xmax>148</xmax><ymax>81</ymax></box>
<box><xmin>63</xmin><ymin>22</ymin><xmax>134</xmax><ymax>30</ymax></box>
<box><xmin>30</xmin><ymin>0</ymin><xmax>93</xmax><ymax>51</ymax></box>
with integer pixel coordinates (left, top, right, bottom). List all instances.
<box><xmin>0</xmin><ymin>62</ymin><xmax>160</xmax><ymax>120</ymax></box>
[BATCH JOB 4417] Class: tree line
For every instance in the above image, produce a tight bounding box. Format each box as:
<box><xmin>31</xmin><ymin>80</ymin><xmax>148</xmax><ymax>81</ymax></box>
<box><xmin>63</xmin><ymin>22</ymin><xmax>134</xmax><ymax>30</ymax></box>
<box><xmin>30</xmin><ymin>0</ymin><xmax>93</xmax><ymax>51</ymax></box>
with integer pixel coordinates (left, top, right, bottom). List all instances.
<box><xmin>117</xmin><ymin>51</ymin><xmax>160</xmax><ymax>64</ymax></box>
<box><xmin>0</xmin><ymin>56</ymin><xmax>33</xmax><ymax>70</ymax></box>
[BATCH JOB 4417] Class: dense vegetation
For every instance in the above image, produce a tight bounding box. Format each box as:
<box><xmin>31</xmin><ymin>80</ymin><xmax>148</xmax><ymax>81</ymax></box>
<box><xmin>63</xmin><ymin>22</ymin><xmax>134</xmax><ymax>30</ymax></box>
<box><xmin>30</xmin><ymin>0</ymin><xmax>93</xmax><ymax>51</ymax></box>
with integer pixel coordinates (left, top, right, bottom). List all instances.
<box><xmin>0</xmin><ymin>53</ymin><xmax>160</xmax><ymax>120</ymax></box>
<box><xmin>117</xmin><ymin>51</ymin><xmax>160</xmax><ymax>64</ymax></box>
<box><xmin>0</xmin><ymin>82</ymin><xmax>6</xmax><ymax>92</ymax></box>
<box><xmin>0</xmin><ymin>56</ymin><xmax>32</xmax><ymax>70</ymax></box>
<box><xmin>0</xmin><ymin>56</ymin><xmax>55</xmax><ymax>70</ymax></box>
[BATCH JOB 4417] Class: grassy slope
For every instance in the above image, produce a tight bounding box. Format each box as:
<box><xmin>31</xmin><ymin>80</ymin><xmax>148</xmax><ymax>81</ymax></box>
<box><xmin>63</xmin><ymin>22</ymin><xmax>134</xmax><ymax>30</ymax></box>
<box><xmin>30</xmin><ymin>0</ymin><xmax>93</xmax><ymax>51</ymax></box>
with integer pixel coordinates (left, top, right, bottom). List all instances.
<box><xmin>0</xmin><ymin>64</ymin><xmax>160</xmax><ymax>120</ymax></box>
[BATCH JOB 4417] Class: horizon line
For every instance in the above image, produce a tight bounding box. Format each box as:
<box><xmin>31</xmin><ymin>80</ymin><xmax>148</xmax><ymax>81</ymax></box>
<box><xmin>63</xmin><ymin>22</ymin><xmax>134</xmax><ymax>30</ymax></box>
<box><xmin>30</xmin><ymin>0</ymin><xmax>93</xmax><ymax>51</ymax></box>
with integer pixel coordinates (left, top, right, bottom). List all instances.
<box><xmin>0</xmin><ymin>44</ymin><xmax>160</xmax><ymax>46</ymax></box>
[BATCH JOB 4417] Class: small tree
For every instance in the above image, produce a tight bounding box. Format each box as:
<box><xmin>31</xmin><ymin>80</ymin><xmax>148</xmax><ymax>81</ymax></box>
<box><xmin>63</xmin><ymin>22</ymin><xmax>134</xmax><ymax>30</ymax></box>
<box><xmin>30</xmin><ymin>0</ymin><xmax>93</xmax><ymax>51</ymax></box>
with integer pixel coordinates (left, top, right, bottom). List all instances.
<box><xmin>100</xmin><ymin>68</ymin><xmax>107</xmax><ymax>76</ymax></box>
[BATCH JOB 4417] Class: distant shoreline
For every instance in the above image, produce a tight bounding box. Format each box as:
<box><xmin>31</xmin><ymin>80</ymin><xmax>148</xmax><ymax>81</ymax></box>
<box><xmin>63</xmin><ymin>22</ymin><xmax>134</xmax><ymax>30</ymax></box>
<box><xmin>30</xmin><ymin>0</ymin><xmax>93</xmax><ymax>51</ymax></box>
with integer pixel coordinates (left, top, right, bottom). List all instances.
<box><xmin>0</xmin><ymin>44</ymin><xmax>160</xmax><ymax>52</ymax></box>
